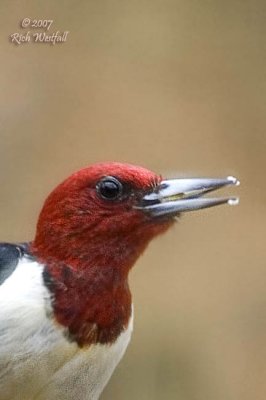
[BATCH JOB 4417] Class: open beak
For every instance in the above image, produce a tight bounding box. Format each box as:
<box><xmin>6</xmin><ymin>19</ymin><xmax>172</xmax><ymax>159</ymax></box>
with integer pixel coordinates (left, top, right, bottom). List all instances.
<box><xmin>136</xmin><ymin>176</ymin><xmax>240</xmax><ymax>218</ymax></box>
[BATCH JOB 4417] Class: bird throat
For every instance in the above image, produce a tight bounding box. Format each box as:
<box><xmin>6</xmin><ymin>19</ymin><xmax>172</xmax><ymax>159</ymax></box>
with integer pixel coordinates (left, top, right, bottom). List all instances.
<box><xmin>32</xmin><ymin>213</ymin><xmax>172</xmax><ymax>347</ymax></box>
<box><xmin>31</xmin><ymin>232</ymin><xmax>145</xmax><ymax>348</ymax></box>
<box><xmin>41</xmin><ymin>259</ymin><xmax>132</xmax><ymax>347</ymax></box>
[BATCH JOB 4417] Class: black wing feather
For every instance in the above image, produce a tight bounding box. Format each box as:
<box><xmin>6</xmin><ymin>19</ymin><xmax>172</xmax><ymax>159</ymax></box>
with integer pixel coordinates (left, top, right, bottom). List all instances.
<box><xmin>0</xmin><ymin>243</ymin><xmax>26</xmax><ymax>285</ymax></box>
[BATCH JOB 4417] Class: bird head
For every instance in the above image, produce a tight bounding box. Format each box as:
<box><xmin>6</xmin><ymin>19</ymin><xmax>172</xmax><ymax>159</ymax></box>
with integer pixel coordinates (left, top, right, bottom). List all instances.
<box><xmin>32</xmin><ymin>162</ymin><xmax>239</xmax><ymax>274</ymax></box>
<box><xmin>31</xmin><ymin>162</ymin><xmax>239</xmax><ymax>345</ymax></box>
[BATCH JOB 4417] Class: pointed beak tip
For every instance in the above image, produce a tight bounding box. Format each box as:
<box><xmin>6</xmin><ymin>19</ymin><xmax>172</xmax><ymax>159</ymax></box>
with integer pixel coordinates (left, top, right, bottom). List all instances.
<box><xmin>228</xmin><ymin>197</ymin><xmax>240</xmax><ymax>206</ymax></box>
<box><xmin>227</xmin><ymin>176</ymin><xmax>240</xmax><ymax>186</ymax></box>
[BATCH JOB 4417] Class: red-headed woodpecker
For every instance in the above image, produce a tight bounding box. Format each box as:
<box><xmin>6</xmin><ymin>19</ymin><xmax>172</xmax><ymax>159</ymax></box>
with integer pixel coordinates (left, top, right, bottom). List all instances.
<box><xmin>0</xmin><ymin>162</ymin><xmax>239</xmax><ymax>400</ymax></box>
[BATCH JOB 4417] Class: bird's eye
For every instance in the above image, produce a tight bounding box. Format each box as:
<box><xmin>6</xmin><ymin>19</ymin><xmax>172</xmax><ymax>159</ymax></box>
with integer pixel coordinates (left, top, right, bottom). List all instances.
<box><xmin>96</xmin><ymin>176</ymin><xmax>123</xmax><ymax>201</ymax></box>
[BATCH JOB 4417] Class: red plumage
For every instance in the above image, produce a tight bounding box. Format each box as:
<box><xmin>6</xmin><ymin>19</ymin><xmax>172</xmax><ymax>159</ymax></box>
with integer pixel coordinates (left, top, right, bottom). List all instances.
<box><xmin>31</xmin><ymin>162</ymin><xmax>173</xmax><ymax>346</ymax></box>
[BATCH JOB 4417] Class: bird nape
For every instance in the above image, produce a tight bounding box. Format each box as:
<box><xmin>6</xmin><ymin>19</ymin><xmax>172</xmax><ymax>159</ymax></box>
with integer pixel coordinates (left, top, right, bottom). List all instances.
<box><xmin>0</xmin><ymin>162</ymin><xmax>239</xmax><ymax>400</ymax></box>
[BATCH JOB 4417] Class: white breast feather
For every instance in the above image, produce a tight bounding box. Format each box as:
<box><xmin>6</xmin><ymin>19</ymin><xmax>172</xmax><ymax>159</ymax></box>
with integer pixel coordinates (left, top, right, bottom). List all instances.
<box><xmin>0</xmin><ymin>258</ymin><xmax>133</xmax><ymax>400</ymax></box>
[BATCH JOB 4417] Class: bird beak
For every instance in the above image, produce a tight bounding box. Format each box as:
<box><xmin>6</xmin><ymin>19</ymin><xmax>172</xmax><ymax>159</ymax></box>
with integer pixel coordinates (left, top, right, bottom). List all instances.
<box><xmin>136</xmin><ymin>176</ymin><xmax>240</xmax><ymax>218</ymax></box>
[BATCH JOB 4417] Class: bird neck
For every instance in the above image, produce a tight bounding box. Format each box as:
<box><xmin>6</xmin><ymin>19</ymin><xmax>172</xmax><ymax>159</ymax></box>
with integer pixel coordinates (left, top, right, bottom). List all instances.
<box><xmin>31</xmin><ymin>219</ymin><xmax>171</xmax><ymax>347</ymax></box>
<box><xmin>31</xmin><ymin>235</ymin><xmax>143</xmax><ymax>347</ymax></box>
<box><xmin>42</xmin><ymin>260</ymin><xmax>132</xmax><ymax>347</ymax></box>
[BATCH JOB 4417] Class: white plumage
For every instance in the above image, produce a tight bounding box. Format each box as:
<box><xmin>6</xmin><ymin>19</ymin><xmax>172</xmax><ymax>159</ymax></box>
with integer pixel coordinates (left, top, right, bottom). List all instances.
<box><xmin>0</xmin><ymin>257</ymin><xmax>133</xmax><ymax>400</ymax></box>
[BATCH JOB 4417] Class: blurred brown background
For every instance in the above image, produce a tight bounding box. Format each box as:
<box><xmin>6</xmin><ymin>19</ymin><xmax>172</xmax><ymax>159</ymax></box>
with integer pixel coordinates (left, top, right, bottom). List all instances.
<box><xmin>0</xmin><ymin>1</ymin><xmax>265</xmax><ymax>399</ymax></box>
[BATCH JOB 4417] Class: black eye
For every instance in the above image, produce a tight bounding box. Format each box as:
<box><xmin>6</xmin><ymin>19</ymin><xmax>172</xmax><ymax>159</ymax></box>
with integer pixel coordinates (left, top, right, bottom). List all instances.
<box><xmin>96</xmin><ymin>176</ymin><xmax>123</xmax><ymax>201</ymax></box>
